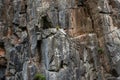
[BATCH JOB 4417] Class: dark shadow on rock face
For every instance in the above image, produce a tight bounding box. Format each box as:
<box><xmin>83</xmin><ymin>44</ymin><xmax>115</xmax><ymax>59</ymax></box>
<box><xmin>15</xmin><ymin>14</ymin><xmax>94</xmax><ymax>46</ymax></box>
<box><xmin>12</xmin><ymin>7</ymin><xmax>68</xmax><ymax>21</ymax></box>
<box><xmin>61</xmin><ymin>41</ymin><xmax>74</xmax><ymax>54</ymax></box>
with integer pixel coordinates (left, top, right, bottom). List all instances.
<box><xmin>0</xmin><ymin>66</ymin><xmax>6</xmax><ymax>80</ymax></box>
<box><xmin>111</xmin><ymin>69</ymin><xmax>119</xmax><ymax>77</ymax></box>
<box><xmin>0</xmin><ymin>42</ymin><xmax>7</xmax><ymax>80</ymax></box>
<box><xmin>0</xmin><ymin>42</ymin><xmax>4</xmax><ymax>49</ymax></box>
<box><xmin>42</xmin><ymin>16</ymin><xmax>53</xmax><ymax>29</ymax></box>
<box><xmin>37</xmin><ymin>40</ymin><xmax>42</xmax><ymax>63</ymax></box>
<box><xmin>0</xmin><ymin>76</ymin><xmax>5</xmax><ymax>80</ymax></box>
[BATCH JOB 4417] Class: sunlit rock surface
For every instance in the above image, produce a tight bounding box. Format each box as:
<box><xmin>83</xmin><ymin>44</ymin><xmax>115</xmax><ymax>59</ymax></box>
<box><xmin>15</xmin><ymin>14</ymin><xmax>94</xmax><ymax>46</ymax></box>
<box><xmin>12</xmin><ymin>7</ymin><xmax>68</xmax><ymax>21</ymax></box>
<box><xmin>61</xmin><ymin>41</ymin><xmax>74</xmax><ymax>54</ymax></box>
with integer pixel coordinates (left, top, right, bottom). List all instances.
<box><xmin>0</xmin><ymin>0</ymin><xmax>120</xmax><ymax>80</ymax></box>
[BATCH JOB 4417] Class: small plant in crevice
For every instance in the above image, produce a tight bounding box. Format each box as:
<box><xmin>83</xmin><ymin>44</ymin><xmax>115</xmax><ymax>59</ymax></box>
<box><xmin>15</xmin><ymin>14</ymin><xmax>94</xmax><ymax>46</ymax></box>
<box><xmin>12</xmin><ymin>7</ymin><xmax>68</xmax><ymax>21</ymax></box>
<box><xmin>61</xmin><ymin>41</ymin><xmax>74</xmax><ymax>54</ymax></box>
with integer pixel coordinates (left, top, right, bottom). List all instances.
<box><xmin>98</xmin><ymin>47</ymin><xmax>104</xmax><ymax>54</ymax></box>
<box><xmin>56</xmin><ymin>25</ymin><xmax>60</xmax><ymax>31</ymax></box>
<box><xmin>34</xmin><ymin>73</ymin><xmax>46</xmax><ymax>80</ymax></box>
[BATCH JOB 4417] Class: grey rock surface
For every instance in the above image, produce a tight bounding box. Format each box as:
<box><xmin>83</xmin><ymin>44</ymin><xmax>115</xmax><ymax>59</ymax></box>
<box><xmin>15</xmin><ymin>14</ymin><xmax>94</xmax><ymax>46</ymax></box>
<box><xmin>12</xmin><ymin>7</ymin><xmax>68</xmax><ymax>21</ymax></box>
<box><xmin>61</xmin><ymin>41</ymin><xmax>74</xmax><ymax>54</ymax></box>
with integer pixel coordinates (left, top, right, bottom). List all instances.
<box><xmin>0</xmin><ymin>0</ymin><xmax>120</xmax><ymax>80</ymax></box>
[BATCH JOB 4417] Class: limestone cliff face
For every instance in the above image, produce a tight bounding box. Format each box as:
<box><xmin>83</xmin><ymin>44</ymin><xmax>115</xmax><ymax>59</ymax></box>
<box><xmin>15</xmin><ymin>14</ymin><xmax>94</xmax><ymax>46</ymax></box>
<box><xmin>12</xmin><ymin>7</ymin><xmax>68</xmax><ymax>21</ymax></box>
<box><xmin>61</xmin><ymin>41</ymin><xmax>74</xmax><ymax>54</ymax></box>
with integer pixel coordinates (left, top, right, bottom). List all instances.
<box><xmin>0</xmin><ymin>0</ymin><xmax>120</xmax><ymax>80</ymax></box>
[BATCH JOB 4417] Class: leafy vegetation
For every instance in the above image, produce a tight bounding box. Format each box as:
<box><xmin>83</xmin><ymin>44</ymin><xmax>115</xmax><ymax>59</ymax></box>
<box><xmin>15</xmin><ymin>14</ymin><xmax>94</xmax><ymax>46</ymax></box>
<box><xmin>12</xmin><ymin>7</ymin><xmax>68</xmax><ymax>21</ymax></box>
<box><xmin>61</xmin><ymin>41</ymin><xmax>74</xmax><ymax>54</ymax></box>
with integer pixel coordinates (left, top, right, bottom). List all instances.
<box><xmin>56</xmin><ymin>25</ymin><xmax>60</xmax><ymax>30</ymax></box>
<box><xmin>98</xmin><ymin>47</ymin><xmax>104</xmax><ymax>54</ymax></box>
<box><xmin>34</xmin><ymin>73</ymin><xmax>46</xmax><ymax>80</ymax></box>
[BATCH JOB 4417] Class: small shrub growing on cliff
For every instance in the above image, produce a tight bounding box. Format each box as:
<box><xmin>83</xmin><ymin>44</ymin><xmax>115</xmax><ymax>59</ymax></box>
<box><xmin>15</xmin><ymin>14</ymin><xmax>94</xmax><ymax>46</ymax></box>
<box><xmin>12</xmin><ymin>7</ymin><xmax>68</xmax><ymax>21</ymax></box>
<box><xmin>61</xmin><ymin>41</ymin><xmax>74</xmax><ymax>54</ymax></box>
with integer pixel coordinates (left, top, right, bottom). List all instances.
<box><xmin>34</xmin><ymin>73</ymin><xmax>46</xmax><ymax>80</ymax></box>
<box><xmin>56</xmin><ymin>25</ymin><xmax>60</xmax><ymax>30</ymax></box>
<box><xmin>98</xmin><ymin>47</ymin><xmax>104</xmax><ymax>54</ymax></box>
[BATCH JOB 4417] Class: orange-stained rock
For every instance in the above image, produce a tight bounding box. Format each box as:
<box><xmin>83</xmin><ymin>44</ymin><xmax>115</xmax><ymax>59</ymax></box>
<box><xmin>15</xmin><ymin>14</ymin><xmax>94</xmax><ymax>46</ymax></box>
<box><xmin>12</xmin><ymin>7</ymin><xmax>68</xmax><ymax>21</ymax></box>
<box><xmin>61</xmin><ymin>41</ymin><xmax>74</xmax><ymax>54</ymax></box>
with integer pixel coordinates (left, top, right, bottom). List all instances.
<box><xmin>0</xmin><ymin>48</ymin><xmax>7</xmax><ymax>67</ymax></box>
<box><xmin>0</xmin><ymin>48</ymin><xmax>5</xmax><ymax>57</ymax></box>
<box><xmin>68</xmin><ymin>7</ymin><xmax>93</xmax><ymax>37</ymax></box>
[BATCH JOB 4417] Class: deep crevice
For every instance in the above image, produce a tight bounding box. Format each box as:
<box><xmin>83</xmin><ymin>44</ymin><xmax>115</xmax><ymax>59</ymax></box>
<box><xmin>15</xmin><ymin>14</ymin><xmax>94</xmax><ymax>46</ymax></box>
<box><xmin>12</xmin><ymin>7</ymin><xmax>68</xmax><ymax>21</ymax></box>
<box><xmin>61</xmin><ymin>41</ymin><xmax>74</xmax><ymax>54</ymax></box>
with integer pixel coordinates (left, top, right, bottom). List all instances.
<box><xmin>99</xmin><ymin>11</ymin><xmax>113</xmax><ymax>14</ymax></box>
<box><xmin>37</xmin><ymin>40</ymin><xmax>42</xmax><ymax>63</ymax></box>
<box><xmin>60</xmin><ymin>60</ymin><xmax>64</xmax><ymax>68</ymax></box>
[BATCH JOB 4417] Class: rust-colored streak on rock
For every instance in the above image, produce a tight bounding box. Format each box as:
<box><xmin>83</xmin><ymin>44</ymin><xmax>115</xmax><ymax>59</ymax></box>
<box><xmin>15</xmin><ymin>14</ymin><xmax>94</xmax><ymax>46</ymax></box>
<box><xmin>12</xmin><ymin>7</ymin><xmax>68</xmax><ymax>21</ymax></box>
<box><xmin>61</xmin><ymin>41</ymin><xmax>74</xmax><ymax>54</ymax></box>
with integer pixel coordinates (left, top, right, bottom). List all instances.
<box><xmin>69</xmin><ymin>7</ymin><xmax>92</xmax><ymax>37</ymax></box>
<box><xmin>0</xmin><ymin>48</ymin><xmax>7</xmax><ymax>67</ymax></box>
<box><xmin>0</xmin><ymin>48</ymin><xmax>5</xmax><ymax>57</ymax></box>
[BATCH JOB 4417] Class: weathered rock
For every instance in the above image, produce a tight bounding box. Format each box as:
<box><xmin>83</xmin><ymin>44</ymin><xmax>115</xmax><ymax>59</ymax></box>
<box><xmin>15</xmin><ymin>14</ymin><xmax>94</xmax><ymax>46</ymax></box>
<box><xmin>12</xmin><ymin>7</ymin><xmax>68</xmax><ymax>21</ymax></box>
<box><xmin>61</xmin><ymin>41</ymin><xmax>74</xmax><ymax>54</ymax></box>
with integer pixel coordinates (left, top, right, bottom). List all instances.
<box><xmin>41</xmin><ymin>29</ymin><xmax>80</xmax><ymax>80</ymax></box>
<box><xmin>0</xmin><ymin>0</ymin><xmax>120</xmax><ymax>80</ymax></box>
